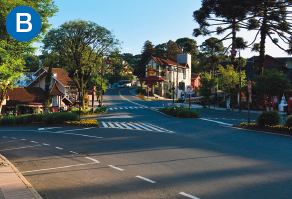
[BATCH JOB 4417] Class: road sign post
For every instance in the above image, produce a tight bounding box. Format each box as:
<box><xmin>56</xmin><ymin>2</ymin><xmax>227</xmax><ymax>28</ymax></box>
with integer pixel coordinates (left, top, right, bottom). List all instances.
<box><xmin>248</xmin><ymin>80</ymin><xmax>252</xmax><ymax>124</ymax></box>
<box><xmin>186</xmin><ymin>85</ymin><xmax>193</xmax><ymax>112</ymax></box>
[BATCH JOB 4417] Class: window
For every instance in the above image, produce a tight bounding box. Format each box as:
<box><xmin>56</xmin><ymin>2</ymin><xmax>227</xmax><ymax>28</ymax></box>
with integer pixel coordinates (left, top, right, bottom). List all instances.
<box><xmin>183</xmin><ymin>69</ymin><xmax>186</xmax><ymax>79</ymax></box>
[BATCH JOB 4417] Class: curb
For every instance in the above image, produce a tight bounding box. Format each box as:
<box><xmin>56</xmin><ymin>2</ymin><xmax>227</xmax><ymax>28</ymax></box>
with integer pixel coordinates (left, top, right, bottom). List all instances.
<box><xmin>0</xmin><ymin>154</ymin><xmax>43</xmax><ymax>199</ymax></box>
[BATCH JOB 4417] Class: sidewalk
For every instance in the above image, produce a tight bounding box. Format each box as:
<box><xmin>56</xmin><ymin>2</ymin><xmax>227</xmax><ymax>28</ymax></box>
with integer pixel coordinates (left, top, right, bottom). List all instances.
<box><xmin>0</xmin><ymin>154</ymin><xmax>42</xmax><ymax>199</ymax></box>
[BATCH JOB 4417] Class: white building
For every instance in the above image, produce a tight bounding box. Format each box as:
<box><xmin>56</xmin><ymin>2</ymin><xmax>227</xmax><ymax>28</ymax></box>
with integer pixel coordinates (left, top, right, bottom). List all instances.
<box><xmin>139</xmin><ymin>54</ymin><xmax>191</xmax><ymax>98</ymax></box>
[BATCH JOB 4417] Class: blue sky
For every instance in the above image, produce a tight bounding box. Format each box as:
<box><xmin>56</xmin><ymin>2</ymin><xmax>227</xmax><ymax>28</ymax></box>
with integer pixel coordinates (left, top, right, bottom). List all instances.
<box><xmin>34</xmin><ymin>0</ymin><xmax>291</xmax><ymax>58</ymax></box>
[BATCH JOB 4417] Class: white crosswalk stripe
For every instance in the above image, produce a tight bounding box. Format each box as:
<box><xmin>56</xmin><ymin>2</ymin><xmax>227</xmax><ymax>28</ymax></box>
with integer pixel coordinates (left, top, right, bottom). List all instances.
<box><xmin>107</xmin><ymin>106</ymin><xmax>150</xmax><ymax>110</ymax></box>
<box><xmin>99</xmin><ymin>122</ymin><xmax>174</xmax><ymax>133</ymax></box>
<box><xmin>119</xmin><ymin>123</ymin><xmax>133</xmax><ymax>129</ymax></box>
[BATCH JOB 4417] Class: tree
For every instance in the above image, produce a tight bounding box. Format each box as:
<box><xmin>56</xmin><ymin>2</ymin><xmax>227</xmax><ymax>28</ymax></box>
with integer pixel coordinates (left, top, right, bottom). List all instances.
<box><xmin>199</xmin><ymin>74</ymin><xmax>217</xmax><ymax>108</ymax></box>
<box><xmin>218</xmin><ymin>64</ymin><xmax>247</xmax><ymax>110</ymax></box>
<box><xmin>193</xmin><ymin>0</ymin><xmax>251</xmax><ymax>65</ymax></box>
<box><xmin>164</xmin><ymin>40</ymin><xmax>183</xmax><ymax>62</ymax></box>
<box><xmin>254</xmin><ymin>68</ymin><xmax>291</xmax><ymax>110</ymax></box>
<box><xmin>248</xmin><ymin>0</ymin><xmax>292</xmax><ymax>75</ymax></box>
<box><xmin>0</xmin><ymin>0</ymin><xmax>58</xmax><ymax>113</ymax></box>
<box><xmin>42</xmin><ymin>19</ymin><xmax>119</xmax><ymax>108</ymax></box>
<box><xmin>42</xmin><ymin>60</ymin><xmax>53</xmax><ymax>110</ymax></box>
<box><xmin>23</xmin><ymin>54</ymin><xmax>39</xmax><ymax>72</ymax></box>
<box><xmin>134</xmin><ymin>40</ymin><xmax>155</xmax><ymax>78</ymax></box>
<box><xmin>175</xmin><ymin>37</ymin><xmax>199</xmax><ymax>55</ymax></box>
<box><xmin>200</xmin><ymin>37</ymin><xmax>226</xmax><ymax>76</ymax></box>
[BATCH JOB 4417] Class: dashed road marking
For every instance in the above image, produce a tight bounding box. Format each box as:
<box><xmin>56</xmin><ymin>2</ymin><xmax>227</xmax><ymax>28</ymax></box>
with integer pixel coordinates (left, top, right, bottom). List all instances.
<box><xmin>136</xmin><ymin>176</ymin><xmax>156</xmax><ymax>183</ymax></box>
<box><xmin>0</xmin><ymin>145</ymin><xmax>41</xmax><ymax>151</ymax></box>
<box><xmin>55</xmin><ymin>147</ymin><xmax>63</xmax><ymax>150</ymax></box>
<box><xmin>179</xmin><ymin>192</ymin><xmax>200</xmax><ymax>199</ymax></box>
<box><xmin>108</xmin><ymin>165</ymin><xmax>124</xmax><ymax>171</ymax></box>
<box><xmin>70</xmin><ymin>151</ymin><xmax>78</xmax><ymax>154</ymax></box>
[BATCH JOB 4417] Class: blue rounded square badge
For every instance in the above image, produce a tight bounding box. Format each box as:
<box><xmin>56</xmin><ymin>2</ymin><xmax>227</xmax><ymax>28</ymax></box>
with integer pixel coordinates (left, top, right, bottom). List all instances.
<box><xmin>6</xmin><ymin>6</ymin><xmax>42</xmax><ymax>42</ymax></box>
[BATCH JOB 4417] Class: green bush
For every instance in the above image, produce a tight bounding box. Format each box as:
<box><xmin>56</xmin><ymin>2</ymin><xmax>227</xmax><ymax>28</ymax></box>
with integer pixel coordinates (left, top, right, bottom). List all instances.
<box><xmin>161</xmin><ymin>106</ymin><xmax>200</xmax><ymax>118</ymax></box>
<box><xmin>42</xmin><ymin>112</ymin><xmax>79</xmax><ymax>125</ymax></box>
<box><xmin>15</xmin><ymin>115</ymin><xmax>25</xmax><ymax>125</ymax></box>
<box><xmin>94</xmin><ymin>106</ymin><xmax>107</xmax><ymax>114</ymax></box>
<box><xmin>257</xmin><ymin>111</ymin><xmax>282</xmax><ymax>127</ymax></box>
<box><xmin>22</xmin><ymin>114</ymin><xmax>43</xmax><ymax>124</ymax></box>
<box><xmin>166</xmin><ymin>92</ymin><xmax>173</xmax><ymax>99</ymax></box>
<box><xmin>284</xmin><ymin>115</ymin><xmax>292</xmax><ymax>127</ymax></box>
<box><xmin>0</xmin><ymin>115</ymin><xmax>15</xmax><ymax>125</ymax></box>
<box><xmin>175</xmin><ymin>98</ymin><xmax>184</xmax><ymax>103</ymax></box>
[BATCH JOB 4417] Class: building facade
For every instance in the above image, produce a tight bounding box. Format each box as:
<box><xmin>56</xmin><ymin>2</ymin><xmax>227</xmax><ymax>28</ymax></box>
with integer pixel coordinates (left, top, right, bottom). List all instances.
<box><xmin>139</xmin><ymin>54</ymin><xmax>192</xmax><ymax>98</ymax></box>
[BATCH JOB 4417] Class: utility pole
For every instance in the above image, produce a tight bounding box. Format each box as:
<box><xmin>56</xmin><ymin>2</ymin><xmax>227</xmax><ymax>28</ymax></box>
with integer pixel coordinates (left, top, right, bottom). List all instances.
<box><xmin>176</xmin><ymin>63</ymin><xmax>179</xmax><ymax>100</ymax></box>
<box><xmin>239</xmin><ymin>50</ymin><xmax>242</xmax><ymax>112</ymax></box>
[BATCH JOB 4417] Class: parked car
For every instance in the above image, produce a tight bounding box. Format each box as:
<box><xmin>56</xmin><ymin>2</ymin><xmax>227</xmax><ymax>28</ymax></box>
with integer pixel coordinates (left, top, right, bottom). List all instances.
<box><xmin>118</xmin><ymin>80</ymin><xmax>131</xmax><ymax>88</ymax></box>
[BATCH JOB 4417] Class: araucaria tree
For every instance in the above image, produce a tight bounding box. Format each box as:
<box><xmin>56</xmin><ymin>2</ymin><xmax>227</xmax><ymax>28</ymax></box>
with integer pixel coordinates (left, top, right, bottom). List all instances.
<box><xmin>193</xmin><ymin>0</ymin><xmax>251</xmax><ymax>65</ymax></box>
<box><xmin>0</xmin><ymin>0</ymin><xmax>57</xmax><ymax>113</ymax></box>
<box><xmin>248</xmin><ymin>0</ymin><xmax>292</xmax><ymax>75</ymax></box>
<box><xmin>42</xmin><ymin>20</ymin><xmax>119</xmax><ymax>108</ymax></box>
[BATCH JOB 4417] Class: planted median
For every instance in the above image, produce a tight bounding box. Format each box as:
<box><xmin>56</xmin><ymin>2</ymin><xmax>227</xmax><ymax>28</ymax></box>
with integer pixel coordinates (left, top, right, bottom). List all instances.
<box><xmin>161</xmin><ymin>106</ymin><xmax>200</xmax><ymax>118</ymax></box>
<box><xmin>0</xmin><ymin>106</ymin><xmax>107</xmax><ymax>127</ymax></box>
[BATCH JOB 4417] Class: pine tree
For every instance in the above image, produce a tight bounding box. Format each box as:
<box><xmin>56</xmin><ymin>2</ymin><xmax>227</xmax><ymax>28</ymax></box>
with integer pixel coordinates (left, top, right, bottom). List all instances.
<box><xmin>248</xmin><ymin>0</ymin><xmax>292</xmax><ymax>74</ymax></box>
<box><xmin>135</xmin><ymin>40</ymin><xmax>155</xmax><ymax>78</ymax></box>
<box><xmin>42</xmin><ymin>61</ymin><xmax>53</xmax><ymax>110</ymax></box>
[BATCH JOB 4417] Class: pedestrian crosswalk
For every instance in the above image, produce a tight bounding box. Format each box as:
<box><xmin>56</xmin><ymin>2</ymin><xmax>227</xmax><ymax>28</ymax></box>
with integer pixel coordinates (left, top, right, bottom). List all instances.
<box><xmin>100</xmin><ymin>122</ymin><xmax>174</xmax><ymax>133</ymax></box>
<box><xmin>107</xmin><ymin>106</ymin><xmax>148</xmax><ymax>111</ymax></box>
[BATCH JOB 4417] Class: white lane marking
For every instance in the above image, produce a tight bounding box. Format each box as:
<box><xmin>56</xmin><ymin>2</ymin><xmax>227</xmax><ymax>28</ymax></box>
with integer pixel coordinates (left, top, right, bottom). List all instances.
<box><xmin>21</xmin><ymin>139</ymin><xmax>26</xmax><ymax>141</ymax></box>
<box><xmin>120</xmin><ymin>107</ymin><xmax>123</xmax><ymax>109</ymax></box>
<box><xmin>11</xmin><ymin>137</ymin><xmax>17</xmax><ymax>139</ymax></box>
<box><xmin>108</xmin><ymin>165</ymin><xmax>124</xmax><ymax>171</ymax></box>
<box><xmin>31</xmin><ymin>141</ymin><xmax>38</xmax><ymax>143</ymax></box>
<box><xmin>139</xmin><ymin>107</ymin><xmax>143</xmax><ymax>108</ymax></box>
<box><xmin>55</xmin><ymin>147</ymin><xmax>63</xmax><ymax>150</ymax></box>
<box><xmin>124</xmin><ymin>107</ymin><xmax>128</xmax><ymax>109</ymax></box>
<box><xmin>200</xmin><ymin>118</ymin><xmax>233</xmax><ymax>126</ymax></box>
<box><xmin>109</xmin><ymin>108</ymin><xmax>113</xmax><ymax>110</ymax></box>
<box><xmin>85</xmin><ymin>157</ymin><xmax>100</xmax><ymax>163</ymax></box>
<box><xmin>2</xmin><ymin>136</ymin><xmax>7</xmax><ymax>138</ymax></box>
<box><xmin>136</xmin><ymin>176</ymin><xmax>156</xmax><ymax>183</ymax></box>
<box><xmin>108</xmin><ymin>123</ymin><xmax>116</xmax><ymax>128</ymax></box>
<box><xmin>101</xmin><ymin>122</ymin><xmax>108</xmax><ymax>128</ymax></box>
<box><xmin>22</xmin><ymin>162</ymin><xmax>99</xmax><ymax>173</ymax></box>
<box><xmin>119</xmin><ymin>123</ymin><xmax>133</xmax><ymax>129</ymax></box>
<box><xmin>70</xmin><ymin>151</ymin><xmax>78</xmax><ymax>154</ymax></box>
<box><xmin>179</xmin><ymin>192</ymin><xmax>200</xmax><ymax>199</ymax></box>
<box><xmin>129</xmin><ymin>107</ymin><xmax>134</xmax><ymax>109</ymax></box>
<box><xmin>115</xmin><ymin>123</ymin><xmax>125</xmax><ymax>129</ymax></box>
<box><xmin>42</xmin><ymin>143</ymin><xmax>50</xmax><ymax>146</ymax></box>
<box><xmin>38</xmin><ymin>127</ymin><xmax>62</xmax><ymax>131</ymax></box>
<box><xmin>0</xmin><ymin>145</ymin><xmax>40</xmax><ymax>151</ymax></box>
<box><xmin>114</xmin><ymin>108</ymin><xmax>118</xmax><ymax>110</ymax></box>
<box><xmin>134</xmin><ymin>107</ymin><xmax>139</xmax><ymax>109</ymax></box>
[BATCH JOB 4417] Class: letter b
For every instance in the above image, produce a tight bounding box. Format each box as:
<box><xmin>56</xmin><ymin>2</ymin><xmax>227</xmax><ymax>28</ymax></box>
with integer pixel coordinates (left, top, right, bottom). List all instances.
<box><xmin>17</xmin><ymin>13</ymin><xmax>32</xmax><ymax>32</ymax></box>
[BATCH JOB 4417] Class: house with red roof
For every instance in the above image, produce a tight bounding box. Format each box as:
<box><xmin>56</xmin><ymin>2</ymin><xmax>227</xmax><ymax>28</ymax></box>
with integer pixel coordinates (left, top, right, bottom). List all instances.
<box><xmin>139</xmin><ymin>54</ymin><xmax>192</xmax><ymax>98</ymax></box>
<box><xmin>1</xmin><ymin>67</ymin><xmax>77</xmax><ymax>115</ymax></box>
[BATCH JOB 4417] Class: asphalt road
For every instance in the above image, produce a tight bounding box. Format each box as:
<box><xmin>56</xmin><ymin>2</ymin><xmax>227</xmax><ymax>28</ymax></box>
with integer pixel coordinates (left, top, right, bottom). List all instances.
<box><xmin>0</xmin><ymin>88</ymin><xmax>292</xmax><ymax>199</ymax></box>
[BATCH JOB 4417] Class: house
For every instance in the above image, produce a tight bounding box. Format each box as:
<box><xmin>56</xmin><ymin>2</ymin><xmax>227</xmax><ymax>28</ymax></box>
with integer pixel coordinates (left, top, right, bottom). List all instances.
<box><xmin>1</xmin><ymin>87</ymin><xmax>44</xmax><ymax>115</ymax></box>
<box><xmin>139</xmin><ymin>54</ymin><xmax>192</xmax><ymax>98</ymax></box>
<box><xmin>191</xmin><ymin>73</ymin><xmax>202</xmax><ymax>96</ymax></box>
<box><xmin>28</xmin><ymin>67</ymin><xmax>77</xmax><ymax>109</ymax></box>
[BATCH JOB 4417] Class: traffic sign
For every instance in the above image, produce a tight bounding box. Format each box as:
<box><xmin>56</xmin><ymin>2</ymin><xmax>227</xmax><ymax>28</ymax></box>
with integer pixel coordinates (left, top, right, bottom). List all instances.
<box><xmin>186</xmin><ymin>85</ymin><xmax>193</xmax><ymax>94</ymax></box>
<box><xmin>248</xmin><ymin>80</ymin><xmax>252</xmax><ymax>93</ymax></box>
<box><xmin>6</xmin><ymin>6</ymin><xmax>42</xmax><ymax>42</ymax></box>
